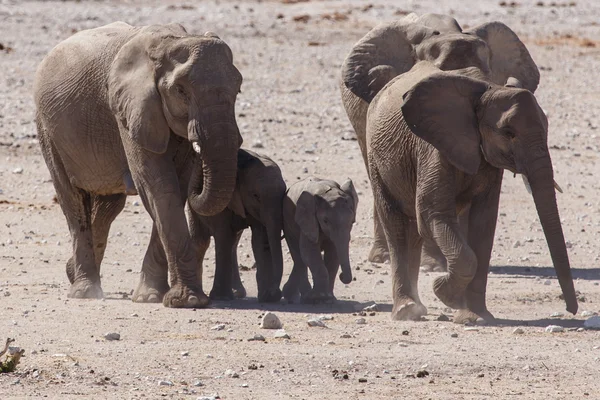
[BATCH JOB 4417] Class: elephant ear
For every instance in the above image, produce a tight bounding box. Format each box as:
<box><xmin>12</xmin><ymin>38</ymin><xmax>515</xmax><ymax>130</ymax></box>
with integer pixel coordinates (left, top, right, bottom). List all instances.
<box><xmin>465</xmin><ymin>22</ymin><xmax>540</xmax><ymax>93</ymax></box>
<box><xmin>342</xmin><ymin>18</ymin><xmax>438</xmax><ymax>103</ymax></box>
<box><xmin>108</xmin><ymin>32</ymin><xmax>170</xmax><ymax>154</ymax></box>
<box><xmin>340</xmin><ymin>179</ymin><xmax>359</xmax><ymax>215</ymax></box>
<box><xmin>401</xmin><ymin>72</ymin><xmax>490</xmax><ymax>175</ymax></box>
<box><xmin>295</xmin><ymin>191</ymin><xmax>319</xmax><ymax>243</ymax></box>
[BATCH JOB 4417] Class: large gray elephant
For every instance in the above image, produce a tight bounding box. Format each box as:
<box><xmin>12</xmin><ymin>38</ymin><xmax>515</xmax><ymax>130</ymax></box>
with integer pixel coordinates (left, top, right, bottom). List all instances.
<box><xmin>341</xmin><ymin>13</ymin><xmax>539</xmax><ymax>265</ymax></box>
<box><xmin>363</xmin><ymin>60</ymin><xmax>577</xmax><ymax>322</ymax></box>
<box><xmin>34</xmin><ymin>22</ymin><xmax>243</xmax><ymax>308</ymax></box>
<box><xmin>187</xmin><ymin>149</ymin><xmax>286</xmax><ymax>303</ymax></box>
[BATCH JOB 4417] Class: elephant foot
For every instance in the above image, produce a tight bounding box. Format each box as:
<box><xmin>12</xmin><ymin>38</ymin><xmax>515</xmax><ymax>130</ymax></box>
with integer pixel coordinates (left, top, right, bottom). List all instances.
<box><xmin>282</xmin><ymin>282</ymin><xmax>301</xmax><ymax>304</ymax></box>
<box><xmin>258</xmin><ymin>287</ymin><xmax>282</xmax><ymax>303</ymax></box>
<box><xmin>391</xmin><ymin>297</ymin><xmax>427</xmax><ymax>321</ymax></box>
<box><xmin>301</xmin><ymin>289</ymin><xmax>336</xmax><ymax>304</ymax></box>
<box><xmin>163</xmin><ymin>284</ymin><xmax>210</xmax><ymax>308</ymax></box>
<box><xmin>209</xmin><ymin>286</ymin><xmax>235</xmax><ymax>301</ymax></box>
<box><xmin>132</xmin><ymin>277</ymin><xmax>169</xmax><ymax>303</ymax></box>
<box><xmin>232</xmin><ymin>284</ymin><xmax>247</xmax><ymax>299</ymax></box>
<box><xmin>454</xmin><ymin>308</ymin><xmax>496</xmax><ymax>325</ymax></box>
<box><xmin>66</xmin><ymin>257</ymin><xmax>75</xmax><ymax>284</ymax></box>
<box><xmin>433</xmin><ymin>275</ymin><xmax>467</xmax><ymax>310</ymax></box>
<box><xmin>368</xmin><ymin>244</ymin><xmax>389</xmax><ymax>263</ymax></box>
<box><xmin>68</xmin><ymin>279</ymin><xmax>103</xmax><ymax>299</ymax></box>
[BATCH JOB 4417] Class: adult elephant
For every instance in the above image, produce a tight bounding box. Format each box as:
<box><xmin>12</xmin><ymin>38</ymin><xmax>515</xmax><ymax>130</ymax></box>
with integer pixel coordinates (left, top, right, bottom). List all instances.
<box><xmin>34</xmin><ymin>22</ymin><xmax>243</xmax><ymax>308</ymax></box>
<box><xmin>364</xmin><ymin>60</ymin><xmax>577</xmax><ymax>322</ymax></box>
<box><xmin>340</xmin><ymin>13</ymin><xmax>539</xmax><ymax>264</ymax></box>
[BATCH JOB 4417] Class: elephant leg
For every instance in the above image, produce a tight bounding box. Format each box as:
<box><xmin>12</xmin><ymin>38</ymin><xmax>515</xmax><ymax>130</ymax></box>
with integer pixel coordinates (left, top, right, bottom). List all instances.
<box><xmin>420</xmin><ymin>241</ymin><xmax>446</xmax><ymax>273</ymax></box>
<box><xmin>322</xmin><ymin>239</ymin><xmax>339</xmax><ymax>296</ymax></box>
<box><xmin>40</xmin><ymin>137</ymin><xmax>101</xmax><ymax>299</ymax></box>
<box><xmin>454</xmin><ymin>181</ymin><xmax>502</xmax><ymax>324</ymax></box>
<box><xmin>282</xmin><ymin>235</ymin><xmax>310</xmax><ymax>303</ymax></box>
<box><xmin>211</xmin><ymin>225</ymin><xmax>236</xmax><ymax>301</ymax></box>
<box><xmin>371</xmin><ymin>173</ymin><xmax>426</xmax><ymax>320</ymax></box>
<box><xmin>186</xmin><ymin>205</ymin><xmax>211</xmax><ymax>292</ymax></box>
<box><xmin>231</xmin><ymin>231</ymin><xmax>246</xmax><ymax>299</ymax></box>
<box><xmin>368</xmin><ymin>207</ymin><xmax>390</xmax><ymax>263</ymax></box>
<box><xmin>133</xmin><ymin>223</ymin><xmax>170</xmax><ymax>303</ymax></box>
<box><xmin>299</xmin><ymin>235</ymin><xmax>334</xmax><ymax>304</ymax></box>
<box><xmin>250</xmin><ymin>224</ymin><xmax>282</xmax><ymax>303</ymax></box>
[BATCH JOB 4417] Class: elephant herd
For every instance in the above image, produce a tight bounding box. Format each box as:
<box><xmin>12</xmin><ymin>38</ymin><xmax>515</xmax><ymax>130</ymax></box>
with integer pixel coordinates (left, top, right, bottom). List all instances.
<box><xmin>32</xmin><ymin>13</ymin><xmax>578</xmax><ymax>324</ymax></box>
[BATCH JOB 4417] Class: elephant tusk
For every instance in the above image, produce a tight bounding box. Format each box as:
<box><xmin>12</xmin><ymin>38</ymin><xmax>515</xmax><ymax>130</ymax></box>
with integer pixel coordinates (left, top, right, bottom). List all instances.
<box><xmin>554</xmin><ymin>180</ymin><xmax>563</xmax><ymax>193</ymax></box>
<box><xmin>192</xmin><ymin>142</ymin><xmax>202</xmax><ymax>154</ymax></box>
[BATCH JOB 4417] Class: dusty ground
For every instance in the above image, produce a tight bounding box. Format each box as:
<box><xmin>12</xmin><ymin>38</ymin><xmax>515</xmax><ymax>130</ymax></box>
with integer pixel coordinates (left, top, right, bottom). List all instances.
<box><xmin>1</xmin><ymin>0</ymin><xmax>600</xmax><ymax>398</ymax></box>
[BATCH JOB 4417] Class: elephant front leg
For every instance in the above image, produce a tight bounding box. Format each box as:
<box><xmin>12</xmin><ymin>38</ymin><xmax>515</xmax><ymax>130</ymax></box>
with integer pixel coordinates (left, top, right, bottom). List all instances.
<box><xmin>210</xmin><ymin>226</ymin><xmax>236</xmax><ymax>301</ymax></box>
<box><xmin>133</xmin><ymin>224</ymin><xmax>171</xmax><ymax>303</ymax></box>
<box><xmin>251</xmin><ymin>224</ymin><xmax>282</xmax><ymax>303</ymax></box>
<box><xmin>129</xmin><ymin>151</ymin><xmax>208</xmax><ymax>309</ymax></box>
<box><xmin>322</xmin><ymin>239</ymin><xmax>339</xmax><ymax>297</ymax></box>
<box><xmin>230</xmin><ymin>231</ymin><xmax>247</xmax><ymax>299</ymax></box>
<box><xmin>299</xmin><ymin>235</ymin><xmax>335</xmax><ymax>304</ymax></box>
<box><xmin>454</xmin><ymin>181</ymin><xmax>502</xmax><ymax>324</ymax></box>
<box><xmin>282</xmin><ymin>234</ymin><xmax>310</xmax><ymax>304</ymax></box>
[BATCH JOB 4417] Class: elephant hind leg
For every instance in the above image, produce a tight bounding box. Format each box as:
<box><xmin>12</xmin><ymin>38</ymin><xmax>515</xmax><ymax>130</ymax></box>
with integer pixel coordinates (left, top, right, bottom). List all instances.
<box><xmin>368</xmin><ymin>207</ymin><xmax>390</xmax><ymax>263</ymax></box>
<box><xmin>230</xmin><ymin>231</ymin><xmax>246</xmax><ymax>299</ymax></box>
<box><xmin>39</xmin><ymin>135</ymin><xmax>102</xmax><ymax>299</ymax></box>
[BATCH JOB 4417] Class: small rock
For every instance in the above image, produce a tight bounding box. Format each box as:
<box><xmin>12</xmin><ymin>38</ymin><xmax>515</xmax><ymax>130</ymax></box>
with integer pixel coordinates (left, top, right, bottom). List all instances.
<box><xmin>193</xmin><ymin>380</ymin><xmax>204</xmax><ymax>387</ymax></box>
<box><xmin>224</xmin><ymin>369</ymin><xmax>239</xmax><ymax>378</ymax></box>
<box><xmin>464</xmin><ymin>327</ymin><xmax>479</xmax><ymax>332</ymax></box>
<box><xmin>248</xmin><ymin>334</ymin><xmax>265</xmax><ymax>341</ymax></box>
<box><xmin>241</xmin><ymin>383</ymin><xmax>248</xmax><ymax>388</ymax></box>
<box><xmin>12</xmin><ymin>167</ymin><xmax>23</xmax><ymax>174</ymax></box>
<box><xmin>211</xmin><ymin>324</ymin><xmax>225</xmax><ymax>331</ymax></box>
<box><xmin>543</xmin><ymin>279</ymin><xmax>552</xmax><ymax>286</ymax></box>
<box><xmin>252</xmin><ymin>139</ymin><xmax>264</xmax><ymax>148</ymax></box>
<box><xmin>325</xmin><ymin>341</ymin><xmax>335</xmax><ymax>345</ymax></box>
<box><xmin>307</xmin><ymin>319</ymin><xmax>327</xmax><ymax>328</ymax></box>
<box><xmin>550</xmin><ymin>312</ymin><xmax>564</xmax><ymax>318</ymax></box>
<box><xmin>363</xmin><ymin>304</ymin><xmax>378</xmax><ymax>312</ymax></box>
<box><xmin>450</xmin><ymin>333</ymin><xmax>458</xmax><ymax>338</ymax></box>
<box><xmin>581</xmin><ymin>311</ymin><xmax>597</xmax><ymax>317</ymax></box>
<box><xmin>318</xmin><ymin>315</ymin><xmax>334</xmax><ymax>321</ymax></box>
<box><xmin>340</xmin><ymin>333</ymin><xmax>353</xmax><ymax>339</ymax></box>
<box><xmin>158</xmin><ymin>380</ymin><xmax>174</xmax><ymax>386</ymax></box>
<box><xmin>273</xmin><ymin>329</ymin><xmax>290</xmax><ymax>339</ymax></box>
<box><xmin>104</xmin><ymin>332</ymin><xmax>120</xmax><ymax>341</ymax></box>
<box><xmin>402</xmin><ymin>330</ymin><xmax>409</xmax><ymax>336</ymax></box>
<box><xmin>181</xmin><ymin>351</ymin><xmax>189</xmax><ymax>356</ymax></box>
<box><xmin>197</xmin><ymin>396</ymin><xmax>219</xmax><ymax>400</ymax></box>
<box><xmin>577</xmin><ymin>328</ymin><xmax>585</xmax><ymax>332</ymax></box>
<box><xmin>437</xmin><ymin>313</ymin><xmax>450</xmax><ymax>322</ymax></box>
<box><xmin>584</xmin><ymin>316</ymin><xmax>600</xmax><ymax>330</ymax></box>
<box><xmin>513</xmin><ymin>240</ymin><xmax>521</xmax><ymax>248</ymax></box>
<box><xmin>261</xmin><ymin>312</ymin><xmax>283</xmax><ymax>329</ymax></box>
<box><xmin>512</xmin><ymin>328</ymin><xmax>525</xmax><ymax>335</ymax></box>
<box><xmin>132</xmin><ymin>200</ymin><xmax>140</xmax><ymax>206</ymax></box>
<box><xmin>545</xmin><ymin>325</ymin><xmax>564</xmax><ymax>333</ymax></box>
<box><xmin>355</xmin><ymin>318</ymin><xmax>366</xmax><ymax>325</ymax></box>
<box><xmin>131</xmin><ymin>313</ymin><xmax>138</xmax><ymax>317</ymax></box>
<box><xmin>358</xmin><ymin>377</ymin><xmax>367</xmax><ymax>383</ymax></box>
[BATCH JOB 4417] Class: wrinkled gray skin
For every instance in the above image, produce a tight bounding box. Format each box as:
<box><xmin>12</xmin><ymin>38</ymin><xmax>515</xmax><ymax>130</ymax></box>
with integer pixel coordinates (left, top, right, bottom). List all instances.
<box><xmin>341</xmin><ymin>13</ymin><xmax>540</xmax><ymax>268</ymax></box>
<box><xmin>282</xmin><ymin>177</ymin><xmax>359</xmax><ymax>304</ymax></box>
<box><xmin>186</xmin><ymin>149</ymin><xmax>286</xmax><ymax>303</ymax></box>
<box><xmin>34</xmin><ymin>22</ymin><xmax>243</xmax><ymax>308</ymax></box>
<box><xmin>363</xmin><ymin>59</ymin><xmax>577</xmax><ymax>323</ymax></box>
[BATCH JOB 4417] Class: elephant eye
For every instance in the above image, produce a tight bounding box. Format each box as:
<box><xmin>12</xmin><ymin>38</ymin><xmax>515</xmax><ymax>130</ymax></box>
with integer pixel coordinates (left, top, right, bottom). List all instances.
<box><xmin>175</xmin><ymin>84</ymin><xmax>187</xmax><ymax>98</ymax></box>
<box><xmin>323</xmin><ymin>217</ymin><xmax>329</xmax><ymax>225</ymax></box>
<box><xmin>502</xmin><ymin>129</ymin><xmax>516</xmax><ymax>139</ymax></box>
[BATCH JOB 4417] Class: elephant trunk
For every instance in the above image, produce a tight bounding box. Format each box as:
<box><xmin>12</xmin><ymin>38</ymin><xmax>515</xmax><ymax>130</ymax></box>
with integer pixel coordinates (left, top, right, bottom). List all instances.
<box><xmin>188</xmin><ymin>115</ymin><xmax>241</xmax><ymax>216</ymax></box>
<box><xmin>527</xmin><ymin>155</ymin><xmax>578</xmax><ymax>314</ymax></box>
<box><xmin>335</xmin><ymin>235</ymin><xmax>353</xmax><ymax>285</ymax></box>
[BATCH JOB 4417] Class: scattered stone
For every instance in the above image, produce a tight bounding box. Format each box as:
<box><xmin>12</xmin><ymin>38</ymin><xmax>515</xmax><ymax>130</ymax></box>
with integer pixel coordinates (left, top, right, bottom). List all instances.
<box><xmin>307</xmin><ymin>318</ymin><xmax>327</xmax><ymax>328</ymax></box>
<box><xmin>193</xmin><ymin>380</ymin><xmax>204</xmax><ymax>387</ymax></box>
<box><xmin>248</xmin><ymin>334</ymin><xmax>266</xmax><ymax>341</ymax></box>
<box><xmin>401</xmin><ymin>330</ymin><xmax>409</xmax><ymax>336</ymax></box>
<box><xmin>158</xmin><ymin>380</ymin><xmax>174</xmax><ymax>386</ymax></box>
<box><xmin>512</xmin><ymin>328</ymin><xmax>525</xmax><ymax>335</ymax></box>
<box><xmin>358</xmin><ymin>377</ymin><xmax>367</xmax><ymax>383</ymax></box>
<box><xmin>363</xmin><ymin>304</ymin><xmax>378</xmax><ymax>312</ymax></box>
<box><xmin>577</xmin><ymin>327</ymin><xmax>585</xmax><ymax>332</ymax></box>
<box><xmin>131</xmin><ymin>313</ymin><xmax>138</xmax><ymax>317</ymax></box>
<box><xmin>550</xmin><ymin>312</ymin><xmax>564</xmax><ymax>318</ymax></box>
<box><xmin>261</xmin><ymin>312</ymin><xmax>283</xmax><ymax>329</ymax></box>
<box><xmin>224</xmin><ymin>369</ymin><xmax>239</xmax><ymax>378</ymax></box>
<box><xmin>325</xmin><ymin>341</ymin><xmax>335</xmax><ymax>345</ymax></box>
<box><xmin>211</xmin><ymin>324</ymin><xmax>225</xmax><ymax>331</ymax></box>
<box><xmin>513</xmin><ymin>240</ymin><xmax>521</xmax><ymax>248</ymax></box>
<box><xmin>181</xmin><ymin>351</ymin><xmax>189</xmax><ymax>356</ymax></box>
<box><xmin>104</xmin><ymin>332</ymin><xmax>120</xmax><ymax>341</ymax></box>
<box><xmin>196</xmin><ymin>395</ymin><xmax>219</xmax><ymax>400</ymax></box>
<box><xmin>318</xmin><ymin>315</ymin><xmax>334</xmax><ymax>321</ymax></box>
<box><xmin>545</xmin><ymin>325</ymin><xmax>564</xmax><ymax>333</ymax></box>
<box><xmin>416</xmin><ymin>370</ymin><xmax>429</xmax><ymax>378</ymax></box>
<box><xmin>273</xmin><ymin>329</ymin><xmax>290</xmax><ymax>339</ymax></box>
<box><xmin>464</xmin><ymin>327</ymin><xmax>479</xmax><ymax>332</ymax></box>
<box><xmin>450</xmin><ymin>333</ymin><xmax>458</xmax><ymax>338</ymax></box>
<box><xmin>12</xmin><ymin>167</ymin><xmax>23</xmax><ymax>174</ymax></box>
<box><xmin>340</xmin><ymin>333</ymin><xmax>353</xmax><ymax>339</ymax></box>
<box><xmin>241</xmin><ymin>383</ymin><xmax>248</xmax><ymax>388</ymax></box>
<box><xmin>581</xmin><ymin>311</ymin><xmax>597</xmax><ymax>317</ymax></box>
<box><xmin>543</xmin><ymin>279</ymin><xmax>552</xmax><ymax>285</ymax></box>
<box><xmin>355</xmin><ymin>318</ymin><xmax>366</xmax><ymax>325</ymax></box>
<box><xmin>437</xmin><ymin>314</ymin><xmax>450</xmax><ymax>322</ymax></box>
<box><xmin>252</xmin><ymin>139</ymin><xmax>264</xmax><ymax>148</ymax></box>
<box><xmin>584</xmin><ymin>316</ymin><xmax>600</xmax><ymax>330</ymax></box>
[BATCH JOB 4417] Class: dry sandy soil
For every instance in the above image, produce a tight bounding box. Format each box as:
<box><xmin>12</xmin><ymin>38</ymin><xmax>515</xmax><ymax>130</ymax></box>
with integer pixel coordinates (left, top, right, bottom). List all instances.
<box><xmin>1</xmin><ymin>0</ymin><xmax>600</xmax><ymax>398</ymax></box>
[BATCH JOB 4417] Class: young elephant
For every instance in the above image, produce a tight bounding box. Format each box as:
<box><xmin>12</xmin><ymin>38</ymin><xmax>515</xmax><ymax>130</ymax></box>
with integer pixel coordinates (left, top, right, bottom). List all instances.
<box><xmin>187</xmin><ymin>149</ymin><xmax>286</xmax><ymax>303</ymax></box>
<box><xmin>282</xmin><ymin>177</ymin><xmax>359</xmax><ymax>303</ymax></box>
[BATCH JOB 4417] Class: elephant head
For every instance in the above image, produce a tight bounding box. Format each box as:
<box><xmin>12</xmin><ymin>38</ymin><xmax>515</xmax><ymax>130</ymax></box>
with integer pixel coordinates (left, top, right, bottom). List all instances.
<box><xmin>230</xmin><ymin>149</ymin><xmax>287</xmax><ymax>296</ymax></box>
<box><xmin>108</xmin><ymin>25</ymin><xmax>243</xmax><ymax>216</ymax></box>
<box><xmin>341</xmin><ymin>13</ymin><xmax>540</xmax><ymax>147</ymax></box>
<box><xmin>399</xmin><ymin>66</ymin><xmax>577</xmax><ymax>314</ymax></box>
<box><xmin>295</xmin><ymin>180</ymin><xmax>359</xmax><ymax>285</ymax></box>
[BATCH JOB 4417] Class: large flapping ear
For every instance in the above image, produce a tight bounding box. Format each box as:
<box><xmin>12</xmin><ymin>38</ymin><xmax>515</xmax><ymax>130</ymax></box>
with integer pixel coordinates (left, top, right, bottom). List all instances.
<box><xmin>341</xmin><ymin>17</ymin><xmax>438</xmax><ymax>103</ymax></box>
<box><xmin>340</xmin><ymin>179</ymin><xmax>359</xmax><ymax>214</ymax></box>
<box><xmin>295</xmin><ymin>191</ymin><xmax>319</xmax><ymax>243</ymax></box>
<box><xmin>401</xmin><ymin>72</ymin><xmax>490</xmax><ymax>175</ymax></box>
<box><xmin>465</xmin><ymin>22</ymin><xmax>540</xmax><ymax>93</ymax></box>
<box><xmin>228</xmin><ymin>187</ymin><xmax>246</xmax><ymax>218</ymax></box>
<box><xmin>108</xmin><ymin>31</ymin><xmax>170</xmax><ymax>153</ymax></box>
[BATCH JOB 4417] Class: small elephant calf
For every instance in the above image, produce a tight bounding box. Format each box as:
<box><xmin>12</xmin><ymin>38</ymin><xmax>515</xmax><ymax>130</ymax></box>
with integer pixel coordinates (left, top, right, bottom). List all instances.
<box><xmin>187</xmin><ymin>149</ymin><xmax>286</xmax><ymax>303</ymax></box>
<box><xmin>282</xmin><ymin>177</ymin><xmax>359</xmax><ymax>303</ymax></box>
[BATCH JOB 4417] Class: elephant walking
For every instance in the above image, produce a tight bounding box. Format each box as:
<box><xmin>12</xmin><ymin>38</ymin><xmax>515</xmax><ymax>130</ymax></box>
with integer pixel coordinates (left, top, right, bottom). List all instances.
<box><xmin>34</xmin><ymin>22</ymin><xmax>243</xmax><ymax>308</ymax></box>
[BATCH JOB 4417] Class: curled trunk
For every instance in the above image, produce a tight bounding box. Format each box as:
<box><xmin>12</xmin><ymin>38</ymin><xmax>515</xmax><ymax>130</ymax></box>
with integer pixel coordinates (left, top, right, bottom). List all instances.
<box><xmin>528</xmin><ymin>159</ymin><xmax>578</xmax><ymax>314</ymax></box>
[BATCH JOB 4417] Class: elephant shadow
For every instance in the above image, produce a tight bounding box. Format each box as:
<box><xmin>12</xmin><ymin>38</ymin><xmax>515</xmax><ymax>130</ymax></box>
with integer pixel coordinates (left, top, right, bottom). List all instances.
<box><xmin>490</xmin><ymin>265</ymin><xmax>600</xmax><ymax>280</ymax></box>
<box><xmin>207</xmin><ymin>298</ymin><xmax>385</xmax><ymax>315</ymax></box>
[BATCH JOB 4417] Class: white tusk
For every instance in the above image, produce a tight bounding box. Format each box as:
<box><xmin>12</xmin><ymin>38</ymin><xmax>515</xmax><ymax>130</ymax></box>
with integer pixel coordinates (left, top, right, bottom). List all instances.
<box><xmin>521</xmin><ymin>175</ymin><xmax>532</xmax><ymax>194</ymax></box>
<box><xmin>192</xmin><ymin>142</ymin><xmax>201</xmax><ymax>154</ymax></box>
<box><xmin>554</xmin><ymin>180</ymin><xmax>563</xmax><ymax>193</ymax></box>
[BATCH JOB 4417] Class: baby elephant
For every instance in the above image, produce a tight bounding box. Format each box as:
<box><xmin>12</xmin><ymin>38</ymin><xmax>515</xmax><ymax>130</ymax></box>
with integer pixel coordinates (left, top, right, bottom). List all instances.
<box><xmin>282</xmin><ymin>177</ymin><xmax>359</xmax><ymax>303</ymax></box>
<box><xmin>187</xmin><ymin>149</ymin><xmax>286</xmax><ymax>303</ymax></box>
